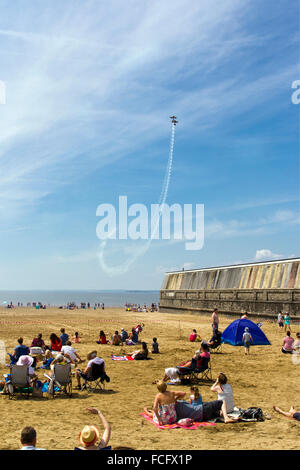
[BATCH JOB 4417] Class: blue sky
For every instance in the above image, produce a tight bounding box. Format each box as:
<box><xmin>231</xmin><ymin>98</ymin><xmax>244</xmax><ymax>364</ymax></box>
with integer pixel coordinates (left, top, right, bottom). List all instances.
<box><xmin>0</xmin><ymin>0</ymin><xmax>299</xmax><ymax>290</ymax></box>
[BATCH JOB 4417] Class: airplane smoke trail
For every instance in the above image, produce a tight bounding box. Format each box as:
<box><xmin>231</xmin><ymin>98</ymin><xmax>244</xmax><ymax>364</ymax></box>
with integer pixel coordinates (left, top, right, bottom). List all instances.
<box><xmin>98</xmin><ymin>120</ymin><xmax>177</xmax><ymax>275</ymax></box>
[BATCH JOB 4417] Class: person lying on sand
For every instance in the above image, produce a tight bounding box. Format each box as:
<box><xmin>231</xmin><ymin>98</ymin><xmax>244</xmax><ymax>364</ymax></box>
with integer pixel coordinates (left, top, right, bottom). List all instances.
<box><xmin>131</xmin><ymin>342</ymin><xmax>148</xmax><ymax>360</ymax></box>
<box><xmin>273</xmin><ymin>405</ymin><xmax>300</xmax><ymax>422</ymax></box>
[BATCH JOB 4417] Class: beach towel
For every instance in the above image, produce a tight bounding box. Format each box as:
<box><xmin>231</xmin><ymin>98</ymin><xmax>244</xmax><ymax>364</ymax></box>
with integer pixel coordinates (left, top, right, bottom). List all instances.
<box><xmin>141</xmin><ymin>413</ymin><xmax>216</xmax><ymax>430</ymax></box>
<box><xmin>111</xmin><ymin>355</ymin><xmax>134</xmax><ymax>361</ymax></box>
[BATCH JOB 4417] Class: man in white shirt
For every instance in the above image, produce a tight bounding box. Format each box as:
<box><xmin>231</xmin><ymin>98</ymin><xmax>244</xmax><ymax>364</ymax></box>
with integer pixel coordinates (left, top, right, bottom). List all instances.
<box><xmin>74</xmin><ymin>351</ymin><xmax>109</xmax><ymax>389</ymax></box>
<box><xmin>61</xmin><ymin>341</ymin><xmax>82</xmax><ymax>364</ymax></box>
<box><xmin>20</xmin><ymin>426</ymin><xmax>45</xmax><ymax>450</ymax></box>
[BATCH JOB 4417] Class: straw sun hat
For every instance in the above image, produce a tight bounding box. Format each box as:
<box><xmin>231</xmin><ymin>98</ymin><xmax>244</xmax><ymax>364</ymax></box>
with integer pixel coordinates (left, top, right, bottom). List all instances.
<box><xmin>78</xmin><ymin>425</ymin><xmax>100</xmax><ymax>447</ymax></box>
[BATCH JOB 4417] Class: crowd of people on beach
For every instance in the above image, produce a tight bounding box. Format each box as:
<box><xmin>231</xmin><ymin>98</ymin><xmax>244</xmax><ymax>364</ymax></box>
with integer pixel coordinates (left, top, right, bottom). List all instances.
<box><xmin>1</xmin><ymin>304</ymin><xmax>299</xmax><ymax>450</ymax></box>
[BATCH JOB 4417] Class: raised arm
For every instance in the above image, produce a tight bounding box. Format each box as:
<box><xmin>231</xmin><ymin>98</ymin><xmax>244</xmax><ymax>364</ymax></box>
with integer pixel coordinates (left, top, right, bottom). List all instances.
<box><xmin>86</xmin><ymin>408</ymin><xmax>111</xmax><ymax>448</ymax></box>
<box><xmin>211</xmin><ymin>380</ymin><xmax>221</xmax><ymax>393</ymax></box>
<box><xmin>173</xmin><ymin>391</ymin><xmax>186</xmax><ymax>400</ymax></box>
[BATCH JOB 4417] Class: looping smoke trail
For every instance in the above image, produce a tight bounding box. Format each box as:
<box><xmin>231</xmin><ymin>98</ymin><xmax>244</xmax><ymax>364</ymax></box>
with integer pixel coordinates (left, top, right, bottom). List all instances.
<box><xmin>98</xmin><ymin>122</ymin><xmax>177</xmax><ymax>275</ymax></box>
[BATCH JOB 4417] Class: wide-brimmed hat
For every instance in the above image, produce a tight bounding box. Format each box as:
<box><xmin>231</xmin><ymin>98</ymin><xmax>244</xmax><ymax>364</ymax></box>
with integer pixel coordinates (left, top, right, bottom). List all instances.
<box><xmin>87</xmin><ymin>351</ymin><xmax>97</xmax><ymax>361</ymax></box>
<box><xmin>78</xmin><ymin>425</ymin><xmax>100</xmax><ymax>447</ymax></box>
<box><xmin>17</xmin><ymin>355</ymin><xmax>34</xmax><ymax>367</ymax></box>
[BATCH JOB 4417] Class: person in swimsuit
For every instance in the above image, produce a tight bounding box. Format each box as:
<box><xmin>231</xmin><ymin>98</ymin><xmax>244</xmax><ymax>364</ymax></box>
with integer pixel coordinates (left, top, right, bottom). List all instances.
<box><xmin>144</xmin><ymin>381</ymin><xmax>186</xmax><ymax>425</ymax></box>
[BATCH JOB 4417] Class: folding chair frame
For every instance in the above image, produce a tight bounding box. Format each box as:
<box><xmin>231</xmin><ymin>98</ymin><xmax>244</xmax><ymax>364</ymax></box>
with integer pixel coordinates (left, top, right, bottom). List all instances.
<box><xmin>7</xmin><ymin>365</ymin><xmax>31</xmax><ymax>400</ymax></box>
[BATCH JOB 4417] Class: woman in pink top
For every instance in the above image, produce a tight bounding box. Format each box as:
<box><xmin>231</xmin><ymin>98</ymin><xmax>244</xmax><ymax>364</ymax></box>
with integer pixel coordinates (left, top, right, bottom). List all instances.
<box><xmin>282</xmin><ymin>331</ymin><xmax>294</xmax><ymax>354</ymax></box>
<box><xmin>189</xmin><ymin>329</ymin><xmax>201</xmax><ymax>342</ymax></box>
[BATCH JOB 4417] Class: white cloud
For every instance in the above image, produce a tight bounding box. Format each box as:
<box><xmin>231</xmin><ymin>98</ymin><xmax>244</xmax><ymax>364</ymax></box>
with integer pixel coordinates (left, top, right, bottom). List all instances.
<box><xmin>255</xmin><ymin>249</ymin><xmax>282</xmax><ymax>261</ymax></box>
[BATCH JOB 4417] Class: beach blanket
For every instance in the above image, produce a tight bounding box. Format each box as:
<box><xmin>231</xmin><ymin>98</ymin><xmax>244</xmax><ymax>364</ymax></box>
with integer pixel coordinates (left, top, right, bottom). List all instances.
<box><xmin>111</xmin><ymin>355</ymin><xmax>134</xmax><ymax>361</ymax></box>
<box><xmin>141</xmin><ymin>413</ymin><xmax>216</xmax><ymax>430</ymax></box>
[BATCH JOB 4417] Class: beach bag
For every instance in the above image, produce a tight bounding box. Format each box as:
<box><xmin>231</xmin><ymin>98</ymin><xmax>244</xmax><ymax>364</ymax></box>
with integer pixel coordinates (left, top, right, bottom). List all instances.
<box><xmin>240</xmin><ymin>407</ymin><xmax>264</xmax><ymax>421</ymax></box>
<box><xmin>177</xmin><ymin>418</ymin><xmax>193</xmax><ymax>427</ymax></box>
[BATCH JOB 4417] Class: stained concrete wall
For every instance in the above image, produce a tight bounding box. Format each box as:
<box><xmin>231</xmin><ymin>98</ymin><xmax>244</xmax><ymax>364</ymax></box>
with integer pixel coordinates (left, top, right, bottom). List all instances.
<box><xmin>160</xmin><ymin>259</ymin><xmax>300</xmax><ymax>318</ymax></box>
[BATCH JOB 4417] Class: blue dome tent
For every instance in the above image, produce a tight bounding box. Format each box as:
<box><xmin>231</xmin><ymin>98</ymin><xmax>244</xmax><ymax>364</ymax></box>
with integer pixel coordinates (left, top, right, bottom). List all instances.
<box><xmin>221</xmin><ymin>318</ymin><xmax>271</xmax><ymax>346</ymax></box>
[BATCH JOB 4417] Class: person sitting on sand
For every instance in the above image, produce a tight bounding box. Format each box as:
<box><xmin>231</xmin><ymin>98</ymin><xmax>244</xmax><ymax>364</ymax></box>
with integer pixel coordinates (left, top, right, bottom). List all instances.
<box><xmin>9</xmin><ymin>337</ymin><xmax>30</xmax><ymax>364</ymax></box>
<box><xmin>131</xmin><ymin>342</ymin><xmax>148</xmax><ymax>360</ymax></box>
<box><xmin>60</xmin><ymin>328</ymin><xmax>69</xmax><ymax>346</ymax></box>
<box><xmin>61</xmin><ymin>341</ymin><xmax>83</xmax><ymax>364</ymax></box>
<box><xmin>188</xmin><ymin>386</ymin><xmax>202</xmax><ymax>406</ymax></box>
<box><xmin>293</xmin><ymin>332</ymin><xmax>300</xmax><ymax>352</ymax></box>
<box><xmin>144</xmin><ymin>381</ymin><xmax>186</xmax><ymax>426</ymax></box>
<box><xmin>31</xmin><ymin>334</ymin><xmax>46</xmax><ymax>351</ymax></box>
<box><xmin>40</xmin><ymin>350</ymin><xmax>55</xmax><ymax>369</ymax></box>
<box><xmin>125</xmin><ymin>328</ymin><xmax>139</xmax><ymax>345</ymax></box>
<box><xmin>112</xmin><ymin>331</ymin><xmax>123</xmax><ymax>346</ymax></box>
<box><xmin>273</xmin><ymin>405</ymin><xmax>300</xmax><ymax>422</ymax></box>
<box><xmin>282</xmin><ymin>331</ymin><xmax>294</xmax><ymax>354</ymax></box>
<box><xmin>96</xmin><ymin>330</ymin><xmax>110</xmax><ymax>345</ymax></box>
<box><xmin>211</xmin><ymin>372</ymin><xmax>237</xmax><ymax>422</ymax></box>
<box><xmin>151</xmin><ymin>337</ymin><xmax>159</xmax><ymax>354</ymax></box>
<box><xmin>76</xmin><ymin>408</ymin><xmax>111</xmax><ymax>450</ymax></box>
<box><xmin>189</xmin><ymin>329</ymin><xmax>201</xmax><ymax>342</ymax></box>
<box><xmin>49</xmin><ymin>333</ymin><xmax>62</xmax><ymax>352</ymax></box>
<box><xmin>75</xmin><ymin>351</ymin><xmax>109</xmax><ymax>389</ymax></box>
<box><xmin>120</xmin><ymin>328</ymin><xmax>128</xmax><ymax>343</ymax></box>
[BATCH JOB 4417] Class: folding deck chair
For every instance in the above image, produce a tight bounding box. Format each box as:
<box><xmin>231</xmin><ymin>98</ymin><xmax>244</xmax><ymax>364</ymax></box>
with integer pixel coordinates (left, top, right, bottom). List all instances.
<box><xmin>44</xmin><ymin>363</ymin><xmax>72</xmax><ymax>398</ymax></box>
<box><xmin>6</xmin><ymin>365</ymin><xmax>32</xmax><ymax>399</ymax></box>
<box><xmin>177</xmin><ymin>357</ymin><xmax>212</xmax><ymax>385</ymax></box>
<box><xmin>81</xmin><ymin>362</ymin><xmax>109</xmax><ymax>392</ymax></box>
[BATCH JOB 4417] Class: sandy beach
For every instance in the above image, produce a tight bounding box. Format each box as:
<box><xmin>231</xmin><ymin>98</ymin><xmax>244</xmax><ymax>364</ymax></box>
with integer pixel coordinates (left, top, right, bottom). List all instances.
<box><xmin>0</xmin><ymin>307</ymin><xmax>299</xmax><ymax>450</ymax></box>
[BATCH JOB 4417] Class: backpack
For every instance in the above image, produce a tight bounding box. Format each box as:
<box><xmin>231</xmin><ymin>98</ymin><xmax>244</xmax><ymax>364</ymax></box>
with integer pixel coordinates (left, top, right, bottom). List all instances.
<box><xmin>240</xmin><ymin>407</ymin><xmax>264</xmax><ymax>421</ymax></box>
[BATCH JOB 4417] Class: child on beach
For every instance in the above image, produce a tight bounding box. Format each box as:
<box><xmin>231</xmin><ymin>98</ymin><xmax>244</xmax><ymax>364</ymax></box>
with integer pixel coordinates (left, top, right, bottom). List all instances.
<box><xmin>189</xmin><ymin>386</ymin><xmax>202</xmax><ymax>406</ymax></box>
<box><xmin>152</xmin><ymin>338</ymin><xmax>159</xmax><ymax>354</ymax></box>
<box><xmin>74</xmin><ymin>332</ymin><xmax>80</xmax><ymax>344</ymax></box>
<box><xmin>242</xmin><ymin>327</ymin><xmax>254</xmax><ymax>354</ymax></box>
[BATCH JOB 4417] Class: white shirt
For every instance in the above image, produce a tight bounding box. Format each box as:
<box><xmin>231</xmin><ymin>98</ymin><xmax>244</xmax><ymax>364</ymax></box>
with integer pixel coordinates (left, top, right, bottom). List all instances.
<box><xmin>217</xmin><ymin>384</ymin><xmax>234</xmax><ymax>413</ymax></box>
<box><xmin>87</xmin><ymin>357</ymin><xmax>104</xmax><ymax>369</ymax></box>
<box><xmin>61</xmin><ymin>345</ymin><xmax>77</xmax><ymax>362</ymax></box>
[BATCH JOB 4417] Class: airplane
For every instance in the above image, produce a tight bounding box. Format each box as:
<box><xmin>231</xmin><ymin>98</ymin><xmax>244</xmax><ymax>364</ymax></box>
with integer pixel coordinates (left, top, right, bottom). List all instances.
<box><xmin>170</xmin><ymin>115</ymin><xmax>178</xmax><ymax>125</ymax></box>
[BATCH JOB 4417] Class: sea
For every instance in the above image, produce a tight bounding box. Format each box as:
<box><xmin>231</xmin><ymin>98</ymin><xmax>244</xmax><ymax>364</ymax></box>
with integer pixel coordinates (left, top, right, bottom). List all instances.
<box><xmin>0</xmin><ymin>290</ymin><xmax>160</xmax><ymax>308</ymax></box>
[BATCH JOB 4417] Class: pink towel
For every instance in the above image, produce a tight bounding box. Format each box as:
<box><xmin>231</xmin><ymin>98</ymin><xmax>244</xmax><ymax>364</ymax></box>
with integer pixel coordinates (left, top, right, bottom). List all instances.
<box><xmin>141</xmin><ymin>413</ymin><xmax>216</xmax><ymax>430</ymax></box>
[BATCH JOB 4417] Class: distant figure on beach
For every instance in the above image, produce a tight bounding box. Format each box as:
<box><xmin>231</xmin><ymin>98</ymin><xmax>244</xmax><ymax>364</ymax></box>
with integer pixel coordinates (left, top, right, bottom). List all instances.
<box><xmin>60</xmin><ymin>328</ymin><xmax>69</xmax><ymax>346</ymax></box>
<box><xmin>152</xmin><ymin>337</ymin><xmax>159</xmax><ymax>354</ymax></box>
<box><xmin>282</xmin><ymin>331</ymin><xmax>294</xmax><ymax>354</ymax></box>
<box><xmin>241</xmin><ymin>312</ymin><xmax>248</xmax><ymax>319</ymax></box>
<box><xmin>242</xmin><ymin>327</ymin><xmax>254</xmax><ymax>355</ymax></box>
<box><xmin>97</xmin><ymin>330</ymin><xmax>110</xmax><ymax>345</ymax></box>
<box><xmin>49</xmin><ymin>333</ymin><xmax>62</xmax><ymax>351</ymax></box>
<box><xmin>74</xmin><ymin>332</ymin><xmax>80</xmax><ymax>344</ymax></box>
<box><xmin>125</xmin><ymin>328</ymin><xmax>139</xmax><ymax>345</ymax></box>
<box><xmin>211</xmin><ymin>308</ymin><xmax>219</xmax><ymax>332</ymax></box>
<box><xmin>189</xmin><ymin>329</ymin><xmax>201</xmax><ymax>342</ymax></box>
<box><xmin>284</xmin><ymin>313</ymin><xmax>291</xmax><ymax>332</ymax></box>
<box><xmin>101</xmin><ymin>303</ymin><xmax>105</xmax><ymax>310</ymax></box>
<box><xmin>112</xmin><ymin>331</ymin><xmax>123</xmax><ymax>346</ymax></box>
<box><xmin>31</xmin><ymin>334</ymin><xmax>45</xmax><ymax>351</ymax></box>
<box><xmin>131</xmin><ymin>342</ymin><xmax>148</xmax><ymax>360</ymax></box>
<box><xmin>277</xmin><ymin>311</ymin><xmax>284</xmax><ymax>329</ymax></box>
<box><xmin>120</xmin><ymin>328</ymin><xmax>128</xmax><ymax>343</ymax></box>
<box><xmin>9</xmin><ymin>337</ymin><xmax>30</xmax><ymax>364</ymax></box>
<box><xmin>207</xmin><ymin>329</ymin><xmax>222</xmax><ymax>350</ymax></box>
<box><xmin>20</xmin><ymin>426</ymin><xmax>45</xmax><ymax>450</ymax></box>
